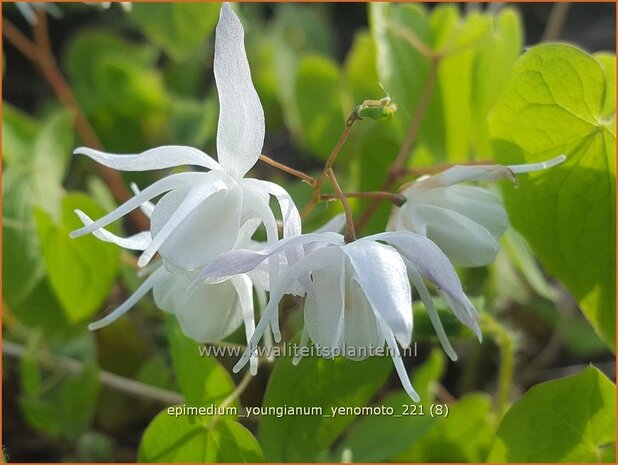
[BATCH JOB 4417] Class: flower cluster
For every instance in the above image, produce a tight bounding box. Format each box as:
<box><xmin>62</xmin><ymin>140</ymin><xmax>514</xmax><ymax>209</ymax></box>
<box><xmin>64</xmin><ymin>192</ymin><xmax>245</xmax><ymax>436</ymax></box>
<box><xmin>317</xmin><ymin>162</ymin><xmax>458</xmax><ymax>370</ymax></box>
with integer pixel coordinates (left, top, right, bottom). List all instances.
<box><xmin>71</xmin><ymin>4</ymin><xmax>564</xmax><ymax>401</ymax></box>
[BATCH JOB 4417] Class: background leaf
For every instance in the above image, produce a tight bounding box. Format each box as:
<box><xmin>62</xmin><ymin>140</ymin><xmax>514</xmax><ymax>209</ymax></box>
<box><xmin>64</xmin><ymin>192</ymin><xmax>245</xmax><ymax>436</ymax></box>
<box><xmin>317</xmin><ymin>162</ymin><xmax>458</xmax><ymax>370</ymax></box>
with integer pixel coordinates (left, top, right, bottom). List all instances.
<box><xmin>488</xmin><ymin>366</ymin><xmax>616</xmax><ymax>462</ymax></box>
<box><xmin>490</xmin><ymin>44</ymin><xmax>616</xmax><ymax>350</ymax></box>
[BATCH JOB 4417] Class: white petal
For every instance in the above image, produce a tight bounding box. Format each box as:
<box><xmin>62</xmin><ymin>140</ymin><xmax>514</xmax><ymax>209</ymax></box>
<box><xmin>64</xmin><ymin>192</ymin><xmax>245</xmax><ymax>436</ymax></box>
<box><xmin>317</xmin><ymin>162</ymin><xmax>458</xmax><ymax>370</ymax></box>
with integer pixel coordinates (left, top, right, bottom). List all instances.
<box><xmin>342</xmin><ymin>241</ymin><xmax>412</xmax><ymax>347</ymax></box>
<box><xmin>140</xmin><ymin>174</ymin><xmax>234</xmax><ymax>268</ymax></box>
<box><xmin>70</xmin><ymin>172</ymin><xmax>204</xmax><ymax>238</ymax></box>
<box><xmin>230</xmin><ymin>275</ymin><xmax>258</xmax><ymax>375</ymax></box>
<box><xmin>242</xmin><ymin>179</ymin><xmax>302</xmax><ymax>237</ymax></box>
<box><xmin>74</xmin><ymin>209</ymin><xmax>152</xmax><ymax>250</ymax></box>
<box><xmin>74</xmin><ymin>145</ymin><xmax>221</xmax><ymax>171</ymax></box>
<box><xmin>303</xmin><ymin>248</ymin><xmax>346</xmax><ymax>348</ymax></box>
<box><xmin>508</xmin><ymin>154</ymin><xmax>566</xmax><ymax>174</ymax></box>
<box><xmin>374</xmin><ymin>231</ymin><xmax>481</xmax><ymax>339</ymax></box>
<box><xmin>378</xmin><ymin>318</ymin><xmax>420</xmax><ymax>402</ymax></box>
<box><xmin>171</xmin><ymin>276</ymin><xmax>244</xmax><ymax>343</ymax></box>
<box><xmin>89</xmin><ymin>267</ymin><xmax>166</xmax><ymax>330</ymax></box>
<box><xmin>197</xmin><ymin>232</ymin><xmax>344</xmax><ymax>283</ymax></box>
<box><xmin>129</xmin><ymin>182</ymin><xmax>155</xmax><ymax>218</ymax></box>
<box><xmin>343</xmin><ymin>279</ymin><xmax>384</xmax><ymax>361</ymax></box>
<box><xmin>404</xmin><ymin>259</ymin><xmax>457</xmax><ymax>361</ymax></box>
<box><xmin>412</xmin><ymin>203</ymin><xmax>500</xmax><ymax>267</ymax></box>
<box><xmin>292</xmin><ymin>328</ymin><xmax>310</xmax><ymax>366</ymax></box>
<box><xmin>149</xmin><ymin>174</ymin><xmax>241</xmax><ymax>270</ymax></box>
<box><xmin>232</xmin><ymin>245</ymin><xmax>337</xmax><ymax>372</ymax></box>
<box><xmin>214</xmin><ymin>3</ymin><xmax>265</xmax><ymax>178</ymax></box>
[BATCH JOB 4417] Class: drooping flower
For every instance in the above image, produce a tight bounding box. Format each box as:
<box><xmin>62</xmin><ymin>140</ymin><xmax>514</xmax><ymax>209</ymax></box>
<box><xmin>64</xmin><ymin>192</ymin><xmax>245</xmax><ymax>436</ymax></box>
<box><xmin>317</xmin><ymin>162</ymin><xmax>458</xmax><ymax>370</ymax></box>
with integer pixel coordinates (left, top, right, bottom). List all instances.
<box><xmin>70</xmin><ymin>3</ymin><xmax>300</xmax><ymax>277</ymax></box>
<box><xmin>387</xmin><ymin>155</ymin><xmax>566</xmax><ymax>267</ymax></box>
<box><xmin>198</xmin><ymin>230</ymin><xmax>481</xmax><ymax>401</ymax></box>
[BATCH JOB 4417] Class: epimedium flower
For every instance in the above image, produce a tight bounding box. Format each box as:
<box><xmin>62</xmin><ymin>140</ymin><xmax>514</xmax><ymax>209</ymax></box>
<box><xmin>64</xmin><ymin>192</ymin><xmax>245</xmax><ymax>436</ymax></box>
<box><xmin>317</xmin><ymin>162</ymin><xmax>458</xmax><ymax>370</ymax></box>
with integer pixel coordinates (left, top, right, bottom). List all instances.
<box><xmin>197</xmin><ymin>230</ymin><xmax>481</xmax><ymax>401</ymax></box>
<box><xmin>387</xmin><ymin>155</ymin><xmax>566</xmax><ymax>267</ymax></box>
<box><xmin>75</xmin><ymin>208</ymin><xmax>264</xmax><ymax>374</ymax></box>
<box><xmin>69</xmin><ymin>3</ymin><xmax>300</xmax><ymax>277</ymax></box>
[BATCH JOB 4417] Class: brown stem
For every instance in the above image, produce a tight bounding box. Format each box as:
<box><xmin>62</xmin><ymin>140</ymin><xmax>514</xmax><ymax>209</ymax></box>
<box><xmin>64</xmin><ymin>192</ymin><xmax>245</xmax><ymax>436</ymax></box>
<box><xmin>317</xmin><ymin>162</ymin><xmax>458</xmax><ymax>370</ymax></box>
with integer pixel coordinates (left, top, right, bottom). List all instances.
<box><xmin>326</xmin><ymin>169</ymin><xmax>356</xmax><ymax>243</ymax></box>
<box><xmin>3</xmin><ymin>14</ymin><xmax>149</xmax><ymax>231</ymax></box>
<box><xmin>320</xmin><ymin>191</ymin><xmax>406</xmax><ymax>207</ymax></box>
<box><xmin>259</xmin><ymin>154</ymin><xmax>316</xmax><ymax>185</ymax></box>
<box><xmin>302</xmin><ymin>115</ymin><xmax>358</xmax><ymax>219</ymax></box>
<box><xmin>356</xmin><ymin>56</ymin><xmax>440</xmax><ymax>231</ymax></box>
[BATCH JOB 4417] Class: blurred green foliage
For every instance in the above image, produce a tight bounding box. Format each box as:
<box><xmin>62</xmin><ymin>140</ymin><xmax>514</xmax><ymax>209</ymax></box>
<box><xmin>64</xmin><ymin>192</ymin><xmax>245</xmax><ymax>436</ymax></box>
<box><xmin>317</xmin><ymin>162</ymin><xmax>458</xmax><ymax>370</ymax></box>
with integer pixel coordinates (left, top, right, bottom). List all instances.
<box><xmin>2</xmin><ymin>2</ymin><xmax>615</xmax><ymax>463</ymax></box>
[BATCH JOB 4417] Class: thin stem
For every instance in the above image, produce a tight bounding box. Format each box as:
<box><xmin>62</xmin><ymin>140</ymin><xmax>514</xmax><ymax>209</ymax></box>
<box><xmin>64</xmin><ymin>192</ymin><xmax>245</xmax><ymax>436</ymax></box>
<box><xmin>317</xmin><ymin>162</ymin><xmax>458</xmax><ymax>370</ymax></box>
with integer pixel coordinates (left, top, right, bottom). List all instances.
<box><xmin>356</xmin><ymin>56</ymin><xmax>440</xmax><ymax>231</ymax></box>
<box><xmin>326</xmin><ymin>169</ymin><xmax>356</xmax><ymax>243</ymax></box>
<box><xmin>3</xmin><ymin>14</ymin><xmax>149</xmax><ymax>231</ymax></box>
<box><xmin>209</xmin><ymin>370</ymin><xmax>253</xmax><ymax>428</ymax></box>
<box><xmin>320</xmin><ymin>191</ymin><xmax>406</xmax><ymax>207</ymax></box>
<box><xmin>259</xmin><ymin>154</ymin><xmax>316</xmax><ymax>185</ymax></box>
<box><xmin>542</xmin><ymin>3</ymin><xmax>570</xmax><ymax>42</ymax></box>
<box><xmin>3</xmin><ymin>340</ymin><xmax>184</xmax><ymax>404</ymax></box>
<box><xmin>480</xmin><ymin>313</ymin><xmax>516</xmax><ymax>417</ymax></box>
<box><xmin>302</xmin><ymin>115</ymin><xmax>358</xmax><ymax>219</ymax></box>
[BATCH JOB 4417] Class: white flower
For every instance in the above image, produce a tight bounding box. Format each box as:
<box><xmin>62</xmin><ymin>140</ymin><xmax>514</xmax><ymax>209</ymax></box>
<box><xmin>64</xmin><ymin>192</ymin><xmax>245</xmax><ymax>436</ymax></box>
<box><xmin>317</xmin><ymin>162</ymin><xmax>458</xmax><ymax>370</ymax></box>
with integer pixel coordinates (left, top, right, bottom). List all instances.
<box><xmin>198</xmin><ymin>230</ymin><xmax>481</xmax><ymax>401</ymax></box>
<box><xmin>69</xmin><ymin>3</ymin><xmax>300</xmax><ymax>278</ymax></box>
<box><xmin>75</xmin><ymin>208</ymin><xmax>264</xmax><ymax>374</ymax></box>
<box><xmin>387</xmin><ymin>155</ymin><xmax>566</xmax><ymax>267</ymax></box>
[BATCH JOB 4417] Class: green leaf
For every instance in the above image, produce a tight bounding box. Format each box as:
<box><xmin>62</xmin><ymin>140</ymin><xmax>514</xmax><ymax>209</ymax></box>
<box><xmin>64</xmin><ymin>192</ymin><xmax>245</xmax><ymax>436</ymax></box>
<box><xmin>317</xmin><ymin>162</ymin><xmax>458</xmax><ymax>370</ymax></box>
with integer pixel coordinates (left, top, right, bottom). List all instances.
<box><xmin>129</xmin><ymin>3</ymin><xmax>220</xmax><ymax>62</ymax></box>
<box><xmin>489</xmin><ymin>44</ymin><xmax>616</xmax><ymax>350</ymax></box>
<box><xmin>344</xmin><ymin>31</ymin><xmax>383</xmax><ymax>103</ymax></box>
<box><xmin>2</xmin><ymin>111</ymin><xmax>73</xmax><ymax>308</ymax></box>
<box><xmin>294</xmin><ymin>54</ymin><xmax>345</xmax><ymax>160</ymax></box>
<box><xmin>139</xmin><ymin>412</ymin><xmax>264</xmax><ymax>462</ymax></box>
<box><xmin>166</xmin><ymin>317</ymin><xmax>236</xmax><ymax>407</ymax></box>
<box><xmin>396</xmin><ymin>393</ymin><xmax>496</xmax><ymax>462</ymax></box>
<box><xmin>65</xmin><ymin>31</ymin><xmax>169</xmax><ymax>151</ymax></box>
<box><xmin>34</xmin><ymin>193</ymin><xmax>120</xmax><ymax>323</ymax></box>
<box><xmin>336</xmin><ymin>349</ymin><xmax>445</xmax><ymax>462</ymax></box>
<box><xmin>488</xmin><ymin>366</ymin><xmax>616</xmax><ymax>462</ymax></box>
<box><xmin>259</xmin><ymin>353</ymin><xmax>392</xmax><ymax>461</ymax></box>
<box><xmin>2</xmin><ymin>104</ymin><xmax>39</xmax><ymax>166</ymax></box>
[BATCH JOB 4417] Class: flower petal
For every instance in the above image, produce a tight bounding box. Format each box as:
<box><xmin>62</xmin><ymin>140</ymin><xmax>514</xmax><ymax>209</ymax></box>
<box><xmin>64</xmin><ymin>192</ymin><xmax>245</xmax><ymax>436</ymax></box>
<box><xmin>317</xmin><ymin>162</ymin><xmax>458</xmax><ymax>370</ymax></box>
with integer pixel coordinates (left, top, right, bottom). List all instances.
<box><xmin>343</xmin><ymin>240</ymin><xmax>412</xmax><ymax>347</ymax></box>
<box><xmin>70</xmin><ymin>172</ymin><xmax>205</xmax><ymax>238</ymax></box>
<box><xmin>74</xmin><ymin>145</ymin><xmax>221</xmax><ymax>171</ymax></box>
<box><xmin>343</xmin><ymin>279</ymin><xmax>384</xmax><ymax>361</ymax></box>
<box><xmin>303</xmin><ymin>247</ymin><xmax>346</xmax><ymax>349</ymax></box>
<box><xmin>374</xmin><ymin>231</ymin><xmax>481</xmax><ymax>339</ymax></box>
<box><xmin>197</xmin><ymin>232</ymin><xmax>344</xmax><ymax>283</ymax></box>
<box><xmin>214</xmin><ymin>3</ymin><xmax>265</xmax><ymax>178</ymax></box>
<box><xmin>242</xmin><ymin>179</ymin><xmax>302</xmax><ymax>237</ymax></box>
<box><xmin>74</xmin><ymin>209</ymin><xmax>151</xmax><ymax>251</ymax></box>
<box><xmin>411</xmin><ymin>203</ymin><xmax>500</xmax><ymax>267</ymax></box>
<box><xmin>313</xmin><ymin>213</ymin><xmax>346</xmax><ymax>234</ymax></box>
<box><xmin>230</xmin><ymin>275</ymin><xmax>258</xmax><ymax>375</ymax></box>
<box><xmin>140</xmin><ymin>174</ymin><xmax>234</xmax><ymax>267</ymax></box>
<box><xmin>89</xmin><ymin>267</ymin><xmax>166</xmax><ymax>330</ymax></box>
<box><xmin>508</xmin><ymin>154</ymin><xmax>566</xmax><ymax>174</ymax></box>
<box><xmin>129</xmin><ymin>182</ymin><xmax>155</xmax><ymax>218</ymax></box>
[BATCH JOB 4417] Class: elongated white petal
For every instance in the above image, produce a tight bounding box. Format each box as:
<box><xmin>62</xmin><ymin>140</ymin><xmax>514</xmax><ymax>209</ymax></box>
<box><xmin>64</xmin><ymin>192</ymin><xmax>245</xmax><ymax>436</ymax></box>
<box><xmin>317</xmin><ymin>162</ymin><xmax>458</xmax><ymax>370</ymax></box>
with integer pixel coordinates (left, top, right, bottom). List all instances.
<box><xmin>89</xmin><ymin>267</ymin><xmax>166</xmax><ymax>330</ymax></box>
<box><xmin>75</xmin><ymin>210</ymin><xmax>152</xmax><ymax>250</ymax></box>
<box><xmin>214</xmin><ymin>3</ymin><xmax>265</xmax><ymax>178</ymax></box>
<box><xmin>343</xmin><ymin>241</ymin><xmax>412</xmax><ymax>347</ymax></box>
<box><xmin>197</xmin><ymin>232</ymin><xmax>344</xmax><ymax>283</ymax></box>
<box><xmin>230</xmin><ymin>275</ymin><xmax>258</xmax><ymax>375</ymax></box>
<box><xmin>139</xmin><ymin>177</ymin><xmax>231</xmax><ymax>267</ymax></box>
<box><xmin>343</xmin><ymin>279</ymin><xmax>384</xmax><ymax>361</ymax></box>
<box><xmin>374</xmin><ymin>231</ymin><xmax>480</xmax><ymax>338</ymax></box>
<box><xmin>303</xmin><ymin>248</ymin><xmax>346</xmax><ymax>348</ymax></box>
<box><xmin>412</xmin><ymin>203</ymin><xmax>500</xmax><ymax>267</ymax></box>
<box><xmin>129</xmin><ymin>182</ymin><xmax>155</xmax><ymax>218</ymax></box>
<box><xmin>378</xmin><ymin>318</ymin><xmax>420</xmax><ymax>402</ymax></box>
<box><xmin>242</xmin><ymin>179</ymin><xmax>302</xmax><ymax>237</ymax></box>
<box><xmin>508</xmin><ymin>155</ymin><xmax>566</xmax><ymax>174</ymax></box>
<box><xmin>70</xmin><ymin>172</ymin><xmax>205</xmax><ymax>238</ymax></box>
<box><xmin>292</xmin><ymin>328</ymin><xmax>310</xmax><ymax>366</ymax></box>
<box><xmin>74</xmin><ymin>145</ymin><xmax>221</xmax><ymax>171</ymax></box>
<box><xmin>233</xmin><ymin>246</ymin><xmax>337</xmax><ymax>373</ymax></box>
<box><xmin>404</xmin><ymin>258</ymin><xmax>457</xmax><ymax>361</ymax></box>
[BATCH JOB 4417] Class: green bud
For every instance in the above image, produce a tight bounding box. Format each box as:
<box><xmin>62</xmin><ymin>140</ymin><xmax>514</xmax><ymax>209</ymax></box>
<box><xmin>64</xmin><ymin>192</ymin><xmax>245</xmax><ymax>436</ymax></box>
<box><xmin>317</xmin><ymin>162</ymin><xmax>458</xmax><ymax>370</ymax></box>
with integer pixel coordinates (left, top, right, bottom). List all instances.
<box><xmin>354</xmin><ymin>97</ymin><xmax>398</xmax><ymax>121</ymax></box>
